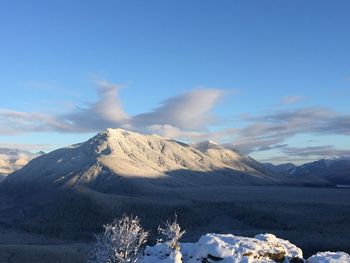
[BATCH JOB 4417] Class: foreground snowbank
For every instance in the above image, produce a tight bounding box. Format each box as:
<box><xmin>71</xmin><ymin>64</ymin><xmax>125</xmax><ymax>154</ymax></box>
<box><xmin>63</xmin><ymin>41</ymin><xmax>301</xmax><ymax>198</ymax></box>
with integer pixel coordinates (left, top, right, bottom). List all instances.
<box><xmin>140</xmin><ymin>233</ymin><xmax>349</xmax><ymax>263</ymax></box>
<box><xmin>308</xmin><ymin>251</ymin><xmax>350</xmax><ymax>263</ymax></box>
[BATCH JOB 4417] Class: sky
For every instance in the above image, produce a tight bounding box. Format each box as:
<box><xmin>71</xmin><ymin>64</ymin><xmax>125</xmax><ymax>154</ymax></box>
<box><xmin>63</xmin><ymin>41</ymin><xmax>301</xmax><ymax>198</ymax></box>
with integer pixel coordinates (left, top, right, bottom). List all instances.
<box><xmin>0</xmin><ymin>0</ymin><xmax>350</xmax><ymax>164</ymax></box>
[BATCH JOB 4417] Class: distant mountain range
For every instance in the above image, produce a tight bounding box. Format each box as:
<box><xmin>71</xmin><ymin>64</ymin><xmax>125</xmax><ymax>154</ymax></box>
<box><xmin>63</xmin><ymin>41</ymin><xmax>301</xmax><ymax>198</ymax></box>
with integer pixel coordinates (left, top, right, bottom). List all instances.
<box><xmin>263</xmin><ymin>162</ymin><xmax>297</xmax><ymax>174</ymax></box>
<box><xmin>2</xmin><ymin>128</ymin><xmax>330</xmax><ymax>193</ymax></box>
<box><xmin>0</xmin><ymin>148</ymin><xmax>42</xmax><ymax>181</ymax></box>
<box><xmin>264</xmin><ymin>157</ymin><xmax>350</xmax><ymax>185</ymax></box>
<box><xmin>2</xmin><ymin>129</ymin><xmax>347</xmax><ymax>189</ymax></box>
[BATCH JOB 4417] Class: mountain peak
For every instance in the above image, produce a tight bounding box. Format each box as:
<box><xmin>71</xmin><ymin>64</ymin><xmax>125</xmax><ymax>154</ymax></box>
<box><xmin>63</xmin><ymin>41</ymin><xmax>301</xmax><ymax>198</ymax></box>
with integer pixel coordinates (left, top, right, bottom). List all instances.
<box><xmin>105</xmin><ymin>127</ymin><xmax>132</xmax><ymax>135</ymax></box>
<box><xmin>90</xmin><ymin>128</ymin><xmax>162</xmax><ymax>153</ymax></box>
<box><xmin>98</xmin><ymin>128</ymin><xmax>133</xmax><ymax>140</ymax></box>
<box><xmin>97</xmin><ymin>128</ymin><xmax>162</xmax><ymax>143</ymax></box>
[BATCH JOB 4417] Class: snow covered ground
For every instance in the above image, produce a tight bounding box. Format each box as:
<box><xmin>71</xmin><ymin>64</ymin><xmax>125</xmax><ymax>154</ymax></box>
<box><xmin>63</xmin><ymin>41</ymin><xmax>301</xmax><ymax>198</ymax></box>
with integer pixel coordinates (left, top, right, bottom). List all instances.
<box><xmin>141</xmin><ymin>233</ymin><xmax>349</xmax><ymax>263</ymax></box>
<box><xmin>308</xmin><ymin>252</ymin><xmax>350</xmax><ymax>263</ymax></box>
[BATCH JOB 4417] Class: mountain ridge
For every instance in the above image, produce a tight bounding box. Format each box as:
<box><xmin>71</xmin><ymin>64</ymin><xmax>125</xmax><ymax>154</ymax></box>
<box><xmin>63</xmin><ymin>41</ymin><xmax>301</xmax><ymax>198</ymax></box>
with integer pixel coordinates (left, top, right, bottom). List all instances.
<box><xmin>3</xmin><ymin>128</ymin><xmax>330</xmax><ymax>194</ymax></box>
<box><xmin>265</xmin><ymin>157</ymin><xmax>350</xmax><ymax>185</ymax></box>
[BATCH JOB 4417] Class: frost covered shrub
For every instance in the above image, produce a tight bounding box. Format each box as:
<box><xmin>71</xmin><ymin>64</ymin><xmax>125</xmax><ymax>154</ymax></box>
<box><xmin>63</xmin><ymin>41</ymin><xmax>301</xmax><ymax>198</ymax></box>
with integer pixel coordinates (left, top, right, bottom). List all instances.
<box><xmin>158</xmin><ymin>214</ymin><xmax>185</xmax><ymax>250</ymax></box>
<box><xmin>89</xmin><ymin>215</ymin><xmax>148</xmax><ymax>263</ymax></box>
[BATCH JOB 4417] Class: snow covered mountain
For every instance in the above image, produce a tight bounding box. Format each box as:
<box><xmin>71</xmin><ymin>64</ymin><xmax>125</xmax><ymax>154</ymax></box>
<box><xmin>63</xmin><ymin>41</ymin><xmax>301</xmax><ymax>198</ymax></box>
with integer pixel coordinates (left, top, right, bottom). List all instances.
<box><xmin>263</xmin><ymin>163</ymin><xmax>297</xmax><ymax>175</ymax></box>
<box><xmin>266</xmin><ymin>157</ymin><xmax>350</xmax><ymax>185</ymax></box>
<box><xmin>0</xmin><ymin>148</ymin><xmax>42</xmax><ymax>181</ymax></box>
<box><xmin>3</xmin><ymin>128</ymin><xmax>325</xmax><ymax>193</ymax></box>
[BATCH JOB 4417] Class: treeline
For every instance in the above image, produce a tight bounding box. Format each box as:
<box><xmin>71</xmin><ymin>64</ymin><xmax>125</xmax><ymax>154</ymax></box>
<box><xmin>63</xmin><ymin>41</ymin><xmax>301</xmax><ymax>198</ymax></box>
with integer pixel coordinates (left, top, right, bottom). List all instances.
<box><xmin>15</xmin><ymin>190</ymin><xmax>350</xmax><ymax>257</ymax></box>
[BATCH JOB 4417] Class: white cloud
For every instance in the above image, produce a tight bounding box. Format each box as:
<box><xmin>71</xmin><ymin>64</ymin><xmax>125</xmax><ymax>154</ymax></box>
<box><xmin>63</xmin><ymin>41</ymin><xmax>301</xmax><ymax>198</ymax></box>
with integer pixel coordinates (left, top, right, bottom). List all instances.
<box><xmin>132</xmin><ymin>88</ymin><xmax>223</xmax><ymax>130</ymax></box>
<box><xmin>281</xmin><ymin>145</ymin><xmax>350</xmax><ymax>158</ymax></box>
<box><xmin>59</xmin><ymin>80</ymin><xmax>129</xmax><ymax>132</ymax></box>
<box><xmin>256</xmin><ymin>145</ymin><xmax>350</xmax><ymax>164</ymax></box>
<box><xmin>0</xmin><ymin>82</ymin><xmax>224</xmax><ymax>137</ymax></box>
<box><xmin>227</xmin><ymin>107</ymin><xmax>350</xmax><ymax>153</ymax></box>
<box><xmin>0</xmin><ymin>143</ymin><xmax>52</xmax><ymax>151</ymax></box>
<box><xmin>0</xmin><ymin>109</ymin><xmax>73</xmax><ymax>134</ymax></box>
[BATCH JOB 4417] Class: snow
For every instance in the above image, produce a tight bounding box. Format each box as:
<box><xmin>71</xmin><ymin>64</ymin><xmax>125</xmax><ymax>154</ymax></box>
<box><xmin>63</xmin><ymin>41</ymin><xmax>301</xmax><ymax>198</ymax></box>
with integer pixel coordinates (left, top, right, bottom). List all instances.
<box><xmin>140</xmin><ymin>233</ymin><xmax>304</xmax><ymax>263</ymax></box>
<box><xmin>307</xmin><ymin>252</ymin><xmax>350</xmax><ymax>263</ymax></box>
<box><xmin>5</xmin><ymin>128</ymin><xmax>285</xmax><ymax>188</ymax></box>
<box><xmin>142</xmin><ymin>244</ymin><xmax>182</xmax><ymax>263</ymax></box>
<box><xmin>141</xmin><ymin>233</ymin><xmax>350</xmax><ymax>262</ymax></box>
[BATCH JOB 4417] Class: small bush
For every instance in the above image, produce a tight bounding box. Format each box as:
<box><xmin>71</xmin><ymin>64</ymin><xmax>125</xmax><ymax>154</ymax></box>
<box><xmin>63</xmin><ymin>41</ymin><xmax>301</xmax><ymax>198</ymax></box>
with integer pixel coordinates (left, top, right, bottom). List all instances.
<box><xmin>89</xmin><ymin>215</ymin><xmax>148</xmax><ymax>263</ymax></box>
<box><xmin>158</xmin><ymin>214</ymin><xmax>185</xmax><ymax>250</ymax></box>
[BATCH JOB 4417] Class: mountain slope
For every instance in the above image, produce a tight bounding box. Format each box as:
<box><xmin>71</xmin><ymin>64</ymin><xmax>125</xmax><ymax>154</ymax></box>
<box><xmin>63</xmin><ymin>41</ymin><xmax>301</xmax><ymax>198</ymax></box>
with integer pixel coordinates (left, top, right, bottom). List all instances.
<box><xmin>291</xmin><ymin>158</ymin><xmax>350</xmax><ymax>185</ymax></box>
<box><xmin>265</xmin><ymin>158</ymin><xmax>350</xmax><ymax>185</ymax></box>
<box><xmin>3</xmin><ymin>128</ymin><xmax>312</xmax><ymax>194</ymax></box>
<box><xmin>192</xmin><ymin>141</ymin><xmax>273</xmax><ymax>175</ymax></box>
<box><xmin>263</xmin><ymin>163</ymin><xmax>297</xmax><ymax>174</ymax></box>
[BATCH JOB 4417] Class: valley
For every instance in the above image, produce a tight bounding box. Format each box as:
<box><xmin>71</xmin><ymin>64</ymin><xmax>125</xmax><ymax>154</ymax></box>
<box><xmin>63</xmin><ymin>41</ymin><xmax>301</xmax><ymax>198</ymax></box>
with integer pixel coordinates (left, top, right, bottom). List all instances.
<box><xmin>0</xmin><ymin>185</ymin><xmax>349</xmax><ymax>262</ymax></box>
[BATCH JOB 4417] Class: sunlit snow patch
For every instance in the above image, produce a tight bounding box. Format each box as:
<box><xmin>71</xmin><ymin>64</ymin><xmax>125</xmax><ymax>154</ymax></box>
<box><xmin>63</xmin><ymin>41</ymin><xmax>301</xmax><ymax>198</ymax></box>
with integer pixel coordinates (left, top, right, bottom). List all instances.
<box><xmin>308</xmin><ymin>251</ymin><xmax>350</xmax><ymax>263</ymax></box>
<box><xmin>141</xmin><ymin>233</ymin><xmax>304</xmax><ymax>263</ymax></box>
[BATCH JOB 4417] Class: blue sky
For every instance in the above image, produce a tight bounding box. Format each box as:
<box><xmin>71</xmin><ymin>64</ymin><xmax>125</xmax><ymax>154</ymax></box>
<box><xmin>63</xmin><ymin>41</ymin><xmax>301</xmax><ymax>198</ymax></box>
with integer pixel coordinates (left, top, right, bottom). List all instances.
<box><xmin>0</xmin><ymin>0</ymin><xmax>349</xmax><ymax>164</ymax></box>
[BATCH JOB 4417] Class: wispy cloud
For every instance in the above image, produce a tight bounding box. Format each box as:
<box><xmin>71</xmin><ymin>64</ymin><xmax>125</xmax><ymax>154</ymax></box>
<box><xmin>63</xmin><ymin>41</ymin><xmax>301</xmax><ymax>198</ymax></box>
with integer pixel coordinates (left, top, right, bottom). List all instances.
<box><xmin>281</xmin><ymin>145</ymin><xmax>350</xmax><ymax>158</ymax></box>
<box><xmin>281</xmin><ymin>95</ymin><xmax>304</xmax><ymax>105</ymax></box>
<box><xmin>59</xmin><ymin>81</ymin><xmax>129</xmax><ymax>132</ymax></box>
<box><xmin>0</xmin><ymin>109</ymin><xmax>73</xmax><ymax>134</ymax></box>
<box><xmin>229</xmin><ymin>107</ymin><xmax>350</xmax><ymax>153</ymax></box>
<box><xmin>132</xmin><ymin>88</ymin><xmax>223</xmax><ymax>131</ymax></box>
<box><xmin>0</xmin><ymin>81</ymin><xmax>224</xmax><ymax>137</ymax></box>
<box><xmin>258</xmin><ymin>145</ymin><xmax>350</xmax><ymax>164</ymax></box>
<box><xmin>0</xmin><ymin>143</ymin><xmax>52</xmax><ymax>151</ymax></box>
<box><xmin>256</xmin><ymin>144</ymin><xmax>288</xmax><ymax>152</ymax></box>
